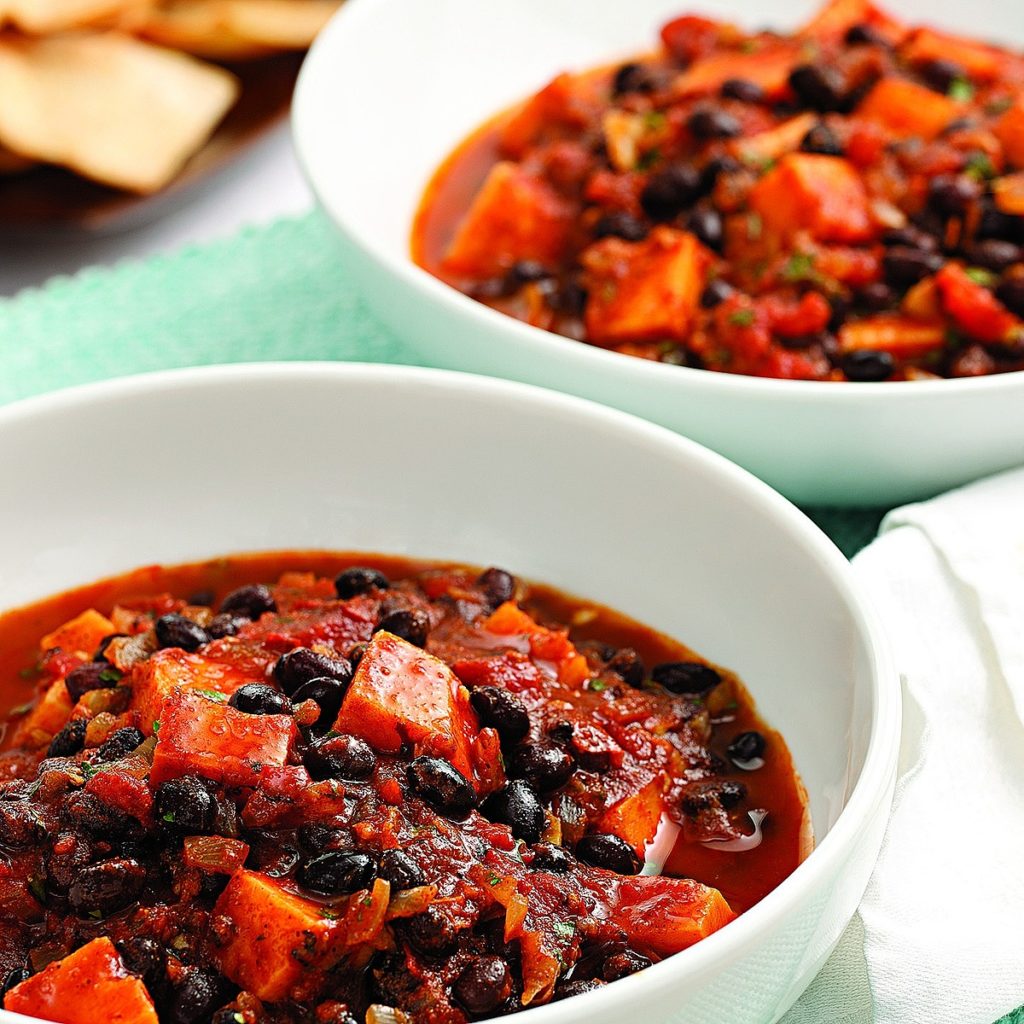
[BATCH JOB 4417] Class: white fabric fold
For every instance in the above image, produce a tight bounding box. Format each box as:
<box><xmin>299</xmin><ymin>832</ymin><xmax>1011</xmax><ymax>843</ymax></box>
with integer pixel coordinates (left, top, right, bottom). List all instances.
<box><xmin>783</xmin><ymin>467</ymin><xmax>1024</xmax><ymax>1024</ymax></box>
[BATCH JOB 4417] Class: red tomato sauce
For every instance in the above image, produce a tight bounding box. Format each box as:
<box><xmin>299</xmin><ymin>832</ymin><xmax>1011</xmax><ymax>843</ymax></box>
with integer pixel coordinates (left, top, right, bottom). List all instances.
<box><xmin>413</xmin><ymin>0</ymin><xmax>1024</xmax><ymax>382</ymax></box>
<box><xmin>0</xmin><ymin>553</ymin><xmax>807</xmax><ymax>1024</ymax></box>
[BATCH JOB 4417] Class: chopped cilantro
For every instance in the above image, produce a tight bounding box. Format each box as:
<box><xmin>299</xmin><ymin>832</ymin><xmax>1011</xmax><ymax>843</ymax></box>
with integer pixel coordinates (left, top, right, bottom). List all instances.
<box><xmin>196</xmin><ymin>688</ymin><xmax>227</xmax><ymax>703</ymax></box>
<box><xmin>641</xmin><ymin>110</ymin><xmax>666</xmax><ymax>132</ymax></box>
<box><xmin>948</xmin><ymin>78</ymin><xmax>975</xmax><ymax>102</ymax></box>
<box><xmin>588</xmin><ymin>678</ymin><xmax>608</xmax><ymax>693</ymax></box>
<box><xmin>985</xmin><ymin>96</ymin><xmax>1014</xmax><ymax>116</ymax></box>
<box><xmin>320</xmin><ymin>909</ymin><xmax>339</xmax><ymax>920</ymax></box>
<box><xmin>88</xmin><ymin>909</ymin><xmax>103</xmax><ymax>920</ymax></box>
<box><xmin>28</xmin><ymin>876</ymin><xmax>46</xmax><ymax>904</ymax></box>
<box><xmin>965</xmin><ymin>266</ymin><xmax>998</xmax><ymax>288</ymax></box>
<box><xmin>746</xmin><ymin>212</ymin><xmax>763</xmax><ymax>240</ymax></box>
<box><xmin>781</xmin><ymin>251</ymin><xmax>817</xmax><ymax>283</ymax></box>
<box><xmin>553</xmin><ymin>921</ymin><xmax>576</xmax><ymax>940</ymax></box>
<box><xmin>487</xmin><ymin>871</ymin><xmax>502</xmax><ymax>887</ymax></box>
<box><xmin>636</xmin><ymin>147</ymin><xmax>662</xmax><ymax>171</ymax></box>
<box><xmin>98</xmin><ymin>667</ymin><xmax>122</xmax><ymax>684</ymax></box>
<box><xmin>7</xmin><ymin>700</ymin><xmax>34</xmax><ymax>718</ymax></box>
<box><xmin>17</xmin><ymin>664</ymin><xmax>40</xmax><ymax>680</ymax></box>
<box><xmin>233</xmin><ymin>1014</ymin><xmax>245</xmax><ymax>1024</ymax></box>
<box><xmin>152</xmin><ymin>719</ymin><xmax>161</xmax><ymax>734</ymax></box>
<box><xmin>162</xmin><ymin>811</ymin><xmax>176</xmax><ymax>823</ymax></box>
<box><xmin>964</xmin><ymin>152</ymin><xmax>996</xmax><ymax>182</ymax></box>
<box><xmin>729</xmin><ymin>308</ymin><xmax>756</xmax><ymax>328</ymax></box>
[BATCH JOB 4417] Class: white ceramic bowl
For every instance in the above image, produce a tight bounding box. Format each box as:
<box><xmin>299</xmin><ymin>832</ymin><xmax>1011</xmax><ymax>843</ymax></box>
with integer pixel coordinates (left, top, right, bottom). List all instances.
<box><xmin>294</xmin><ymin>0</ymin><xmax>1024</xmax><ymax>507</ymax></box>
<box><xmin>0</xmin><ymin>363</ymin><xmax>897</xmax><ymax>1024</ymax></box>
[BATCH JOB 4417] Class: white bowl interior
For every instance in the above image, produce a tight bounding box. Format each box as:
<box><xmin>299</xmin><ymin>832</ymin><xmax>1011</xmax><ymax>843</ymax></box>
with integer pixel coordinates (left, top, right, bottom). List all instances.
<box><xmin>0</xmin><ymin>364</ymin><xmax>884</xmax><ymax>856</ymax></box>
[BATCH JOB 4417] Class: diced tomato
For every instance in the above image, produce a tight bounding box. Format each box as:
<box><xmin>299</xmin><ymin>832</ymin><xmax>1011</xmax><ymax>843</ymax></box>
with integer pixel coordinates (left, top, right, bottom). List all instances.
<box><xmin>3</xmin><ymin>937</ymin><xmax>158</xmax><ymax>1024</ymax></box>
<box><xmin>763</xmin><ymin>291</ymin><xmax>832</xmax><ymax>338</ymax></box>
<box><xmin>583</xmin><ymin>169</ymin><xmax>645</xmax><ymax>214</ymax></box>
<box><xmin>749</xmin><ymin>154</ymin><xmax>873</xmax><ymax>243</ymax></box>
<box><xmin>86</xmin><ymin>769</ymin><xmax>153</xmax><ymax>826</ymax></box>
<box><xmin>659</xmin><ymin>15</ymin><xmax>721</xmax><ymax>64</ymax></box>
<box><xmin>452</xmin><ymin>652</ymin><xmax>546</xmax><ymax>694</ymax></box>
<box><xmin>935</xmin><ymin>263</ymin><xmax>1022</xmax><ymax>344</ymax></box>
<box><xmin>482</xmin><ymin>603</ymin><xmax>591</xmax><ymax>688</ymax></box>
<box><xmin>442</xmin><ymin>162</ymin><xmax>575</xmax><ymax>279</ymax></box>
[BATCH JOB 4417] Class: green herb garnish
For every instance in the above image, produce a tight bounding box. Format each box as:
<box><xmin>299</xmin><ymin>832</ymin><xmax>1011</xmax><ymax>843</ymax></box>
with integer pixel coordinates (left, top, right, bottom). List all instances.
<box><xmin>729</xmin><ymin>308</ymin><xmax>756</xmax><ymax>328</ymax></box>
<box><xmin>781</xmin><ymin>251</ymin><xmax>817</xmax><ymax>283</ymax></box>
<box><xmin>948</xmin><ymin>78</ymin><xmax>975</xmax><ymax>102</ymax></box>
<box><xmin>964</xmin><ymin>152</ymin><xmax>996</xmax><ymax>182</ymax></box>
<box><xmin>965</xmin><ymin>267</ymin><xmax>999</xmax><ymax>288</ymax></box>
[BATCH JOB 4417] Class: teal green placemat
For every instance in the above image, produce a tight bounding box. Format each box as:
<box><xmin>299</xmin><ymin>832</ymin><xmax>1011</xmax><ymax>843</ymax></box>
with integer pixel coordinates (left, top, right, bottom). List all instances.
<box><xmin>0</xmin><ymin>209</ymin><xmax>1019</xmax><ymax>1023</ymax></box>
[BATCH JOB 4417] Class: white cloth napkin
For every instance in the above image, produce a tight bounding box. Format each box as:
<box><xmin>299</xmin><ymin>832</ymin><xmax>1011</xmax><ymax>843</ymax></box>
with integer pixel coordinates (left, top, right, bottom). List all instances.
<box><xmin>783</xmin><ymin>467</ymin><xmax>1024</xmax><ymax>1024</ymax></box>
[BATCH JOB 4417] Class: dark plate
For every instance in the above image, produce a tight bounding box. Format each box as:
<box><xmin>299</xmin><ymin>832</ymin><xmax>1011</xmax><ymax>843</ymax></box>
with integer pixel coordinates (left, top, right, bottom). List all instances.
<box><xmin>0</xmin><ymin>51</ymin><xmax>304</xmax><ymax>237</ymax></box>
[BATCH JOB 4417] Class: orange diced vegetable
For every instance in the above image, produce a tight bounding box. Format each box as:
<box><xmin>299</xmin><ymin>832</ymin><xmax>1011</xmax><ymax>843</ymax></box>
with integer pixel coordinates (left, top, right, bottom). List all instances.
<box><xmin>149</xmin><ymin>689</ymin><xmax>296</xmax><ymax>787</ymax></box>
<box><xmin>674</xmin><ymin>44</ymin><xmax>800</xmax><ymax>100</ymax></box>
<box><xmin>839</xmin><ymin>315</ymin><xmax>947</xmax><ymax>357</ymax></box>
<box><xmin>902</xmin><ymin>28</ymin><xmax>1004</xmax><ymax>81</ymax></box>
<box><xmin>3</xmin><ymin>937</ymin><xmax>158</xmax><ymax>1024</ymax></box>
<box><xmin>334</xmin><ymin>631</ymin><xmax>477</xmax><ymax>778</ymax></box>
<box><xmin>442</xmin><ymin>162</ymin><xmax>574</xmax><ymax>279</ymax></box>
<box><xmin>799</xmin><ymin>0</ymin><xmax>905</xmax><ymax>44</ymax></box>
<box><xmin>500</xmin><ymin>72</ymin><xmax>594</xmax><ymax>157</ymax></box>
<box><xmin>995</xmin><ymin>99</ymin><xmax>1024</xmax><ymax>170</ymax></box>
<box><xmin>748</xmin><ymin>154</ymin><xmax>873</xmax><ymax>243</ymax></box>
<box><xmin>994</xmin><ymin>172</ymin><xmax>1024</xmax><ymax>215</ymax></box>
<box><xmin>483</xmin><ymin>603</ymin><xmax>590</xmax><ymax>687</ymax></box>
<box><xmin>935</xmin><ymin>263</ymin><xmax>1022</xmax><ymax>344</ymax></box>
<box><xmin>732</xmin><ymin>112</ymin><xmax>817</xmax><ymax>164</ymax></box>
<box><xmin>608</xmin><ymin>875</ymin><xmax>735</xmax><ymax>955</ymax></box>
<box><xmin>857</xmin><ymin>78</ymin><xmax>962</xmax><ymax>140</ymax></box>
<box><xmin>213</xmin><ymin>871</ymin><xmax>341</xmax><ymax>1001</ymax></box>
<box><xmin>130</xmin><ymin>645</ymin><xmax>252</xmax><ymax>734</ymax></box>
<box><xmin>13</xmin><ymin>677</ymin><xmax>73</xmax><ymax>748</ymax></box>
<box><xmin>582</xmin><ymin>227</ymin><xmax>709</xmax><ymax>342</ymax></box>
<box><xmin>40</xmin><ymin>609</ymin><xmax>115</xmax><ymax>659</ymax></box>
<box><xmin>599</xmin><ymin>775</ymin><xmax>665</xmax><ymax>857</ymax></box>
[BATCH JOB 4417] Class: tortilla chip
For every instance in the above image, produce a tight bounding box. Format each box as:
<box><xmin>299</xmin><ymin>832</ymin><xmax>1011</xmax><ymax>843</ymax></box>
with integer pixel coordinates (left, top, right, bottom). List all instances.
<box><xmin>0</xmin><ymin>0</ymin><xmax>150</xmax><ymax>33</ymax></box>
<box><xmin>132</xmin><ymin>0</ymin><xmax>339</xmax><ymax>58</ymax></box>
<box><xmin>0</xmin><ymin>32</ymin><xmax>239</xmax><ymax>193</ymax></box>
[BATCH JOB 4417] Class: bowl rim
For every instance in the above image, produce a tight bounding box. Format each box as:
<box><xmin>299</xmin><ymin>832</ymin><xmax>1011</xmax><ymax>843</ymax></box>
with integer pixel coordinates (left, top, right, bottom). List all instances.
<box><xmin>0</xmin><ymin>362</ymin><xmax>901</xmax><ymax>1021</ymax></box>
<box><xmin>293</xmin><ymin>0</ymin><xmax>1024</xmax><ymax>404</ymax></box>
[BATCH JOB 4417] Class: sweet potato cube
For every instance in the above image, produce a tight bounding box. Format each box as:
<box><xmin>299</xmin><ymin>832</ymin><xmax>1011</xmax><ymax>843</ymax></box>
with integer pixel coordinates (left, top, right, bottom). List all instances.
<box><xmin>609</xmin><ymin>875</ymin><xmax>735</xmax><ymax>955</ymax></box>
<box><xmin>839</xmin><ymin>316</ymin><xmax>947</xmax><ymax>357</ymax></box>
<box><xmin>582</xmin><ymin>227</ymin><xmax>709</xmax><ymax>343</ymax></box>
<box><xmin>902</xmin><ymin>28</ymin><xmax>1003</xmax><ymax>81</ymax></box>
<box><xmin>674</xmin><ymin>44</ymin><xmax>799</xmax><ymax>100</ymax></box>
<box><xmin>996</xmin><ymin>98</ymin><xmax>1024</xmax><ymax>170</ymax></box>
<box><xmin>335</xmin><ymin>631</ymin><xmax>476</xmax><ymax>778</ymax></box>
<box><xmin>214</xmin><ymin>870</ymin><xmax>340</xmax><ymax>1002</ymax></box>
<box><xmin>600</xmin><ymin>775</ymin><xmax>665</xmax><ymax>858</ymax></box>
<box><xmin>130</xmin><ymin>644</ymin><xmax>258</xmax><ymax>733</ymax></box>
<box><xmin>3</xmin><ymin>936</ymin><xmax>158</xmax><ymax>1024</ymax></box>
<box><xmin>13</xmin><ymin>677</ymin><xmax>73</xmax><ymax>748</ymax></box>
<box><xmin>40</xmin><ymin>609</ymin><xmax>115</xmax><ymax>659</ymax></box>
<box><xmin>748</xmin><ymin>154</ymin><xmax>873</xmax><ymax>243</ymax></box>
<box><xmin>799</xmin><ymin>0</ymin><xmax>905</xmax><ymax>44</ymax></box>
<box><xmin>442</xmin><ymin>161</ymin><xmax>574</xmax><ymax>278</ymax></box>
<box><xmin>857</xmin><ymin>78</ymin><xmax>962</xmax><ymax>141</ymax></box>
<box><xmin>149</xmin><ymin>689</ymin><xmax>296</xmax><ymax>787</ymax></box>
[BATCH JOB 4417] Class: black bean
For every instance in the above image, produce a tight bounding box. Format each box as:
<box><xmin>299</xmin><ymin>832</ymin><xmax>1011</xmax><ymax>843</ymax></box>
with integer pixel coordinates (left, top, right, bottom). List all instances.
<box><xmin>602</xmin><ymin>949</ymin><xmax>652</xmax><ymax>981</ymax></box>
<box><xmin>347</xmin><ymin>642</ymin><xmax>368</xmax><ymax>669</ymax></box>
<box><xmin>228</xmin><ymin>682</ymin><xmax>292</xmax><ymax>716</ymax></box>
<box><xmin>840</xmin><ymin>349</ymin><xmax>895</xmax><ymax>382</ymax></box>
<box><xmin>187</xmin><ymin>590</ymin><xmax>215</xmax><ymax>607</ymax></box>
<box><xmin>219</xmin><ymin>584</ymin><xmax>276</xmax><ymax>620</ymax></box>
<box><xmin>788</xmin><ymin>64</ymin><xmax>846</xmax><ymax>111</ymax></box>
<box><xmin>859</xmin><ymin>282</ymin><xmax>895</xmax><ymax>311</ymax></box>
<box><xmin>297</xmin><ymin>822</ymin><xmax>349</xmax><ymax>854</ymax></box>
<box><xmin>377</xmin><ymin>608</ymin><xmax>430</xmax><ymax>648</ymax></box>
<box><xmin>828</xmin><ymin>295</ymin><xmax>850</xmax><ymax>332</ymax></box>
<box><xmin>168</xmin><ymin>969</ymin><xmax>221</xmax><ymax>1024</ymax></box>
<box><xmin>154</xmin><ymin>614</ymin><xmax>210</xmax><ymax>653</ymax></box>
<box><xmin>273</xmin><ymin>647</ymin><xmax>352</xmax><ymax>696</ymax></box>
<box><xmin>550</xmin><ymin>280</ymin><xmax>589</xmax><ymax>318</ymax></box>
<box><xmin>335</xmin><ymin>566</ymin><xmax>390</xmax><ymax>598</ymax></box>
<box><xmin>640</xmin><ymin>164</ymin><xmax>702</xmax><ymax>220</ymax></box>
<box><xmin>882</xmin><ymin>227</ymin><xmax>939</xmax><ymax>252</ymax></box>
<box><xmin>546</xmin><ymin>720</ymin><xmax>574</xmax><ymax>744</ymax></box>
<box><xmin>291</xmin><ymin>676</ymin><xmax>347</xmax><ymax>725</ymax></box>
<box><xmin>612</xmin><ymin>62</ymin><xmax>658</xmax><ymax>96</ymax></box>
<box><xmin>92</xmin><ymin>633</ymin><xmax>129</xmax><ymax>663</ymax></box>
<box><xmin>718</xmin><ymin>779</ymin><xmax>748</xmax><ymax>809</ymax></box>
<box><xmin>651</xmin><ymin>660</ymin><xmax>721</xmax><ymax>695</ymax></box>
<box><xmin>407</xmin><ymin>756</ymin><xmax>477</xmax><ymax>818</ymax></box>
<box><xmin>801</xmin><ymin>122</ymin><xmax>844</xmax><ymax>156</ymax></box>
<box><xmin>482</xmin><ymin>780</ymin><xmax>546</xmax><ymax>844</ymax></box>
<box><xmin>509</xmin><ymin>741</ymin><xmax>576</xmax><ymax>792</ymax></box>
<box><xmin>728</xmin><ymin>730</ymin><xmax>766</xmax><ymax>764</ymax></box>
<box><xmin>469</xmin><ymin>687</ymin><xmax>530</xmax><ymax>744</ymax></box>
<box><xmin>687</xmin><ymin>206</ymin><xmax>724</xmax><ymax>250</ymax></box>
<box><xmin>297</xmin><ymin>851</ymin><xmax>377</xmax><ymax>896</ymax></box>
<box><xmin>65</xmin><ymin>659</ymin><xmax>119</xmax><ymax>700</ymax></box>
<box><xmin>918</xmin><ymin>58</ymin><xmax>964</xmax><ymax>94</ymax></box>
<box><xmin>996</xmin><ymin>278</ymin><xmax>1024</xmax><ymax>317</ymax></box>
<box><xmin>476</xmin><ymin>567</ymin><xmax>517</xmax><ymax>607</ymax></box>
<box><xmin>720</xmin><ymin>77</ymin><xmax>764</xmax><ymax>103</ymax></box>
<box><xmin>700</xmin><ymin>278</ymin><xmax>734</xmax><ymax>308</ymax></box>
<box><xmin>403</xmin><ymin>905</ymin><xmax>457</xmax><ymax>956</ymax></box>
<box><xmin>47</xmin><ymin>717</ymin><xmax>86</xmax><ymax>758</ymax></box>
<box><xmin>555</xmin><ymin>979</ymin><xmax>606</xmax><ymax>1001</ymax></box>
<box><xmin>605</xmin><ymin>647</ymin><xmax>644</xmax><ymax>688</ymax></box>
<box><xmin>154</xmin><ymin>776</ymin><xmax>216</xmax><ymax>833</ymax></box>
<box><xmin>454</xmin><ymin>956</ymin><xmax>512</xmax><ymax>1016</ymax></box>
<box><xmin>699</xmin><ymin>154</ymin><xmax>741</xmax><ymax>193</ymax></box>
<box><xmin>506</xmin><ymin>260</ymin><xmax>552</xmax><ymax>288</ymax></box>
<box><xmin>2</xmin><ymin>968</ymin><xmax>30</xmax><ymax>996</ymax></box>
<box><xmin>844</xmin><ymin>22</ymin><xmax>888</xmax><ymax>46</ymax></box>
<box><xmin>688</xmin><ymin>108</ymin><xmax>741</xmax><ymax>140</ymax></box>
<box><xmin>967</xmin><ymin>240</ymin><xmax>1022</xmax><ymax>273</ymax></box>
<box><xmin>95</xmin><ymin>726</ymin><xmax>145</xmax><ymax>763</ymax></box>
<box><xmin>207</xmin><ymin>613</ymin><xmax>246</xmax><ymax>639</ymax></box>
<box><xmin>882</xmin><ymin>247</ymin><xmax>944</xmax><ymax>287</ymax></box>
<box><xmin>778</xmin><ymin>331</ymin><xmax>824</xmax><ymax>351</ymax></box>
<box><xmin>60</xmin><ymin>791</ymin><xmax>139</xmax><ymax>841</ymax></box>
<box><xmin>116</xmin><ymin>937</ymin><xmax>166</xmax><ymax>990</ymax></box>
<box><xmin>68</xmin><ymin>856</ymin><xmax>145</xmax><ymax>916</ymax></box>
<box><xmin>575</xmin><ymin>834</ymin><xmax>641</xmax><ymax>875</ymax></box>
<box><xmin>928</xmin><ymin>175</ymin><xmax>981</xmax><ymax>217</ymax></box>
<box><xmin>371</xmin><ymin>952</ymin><xmax>421</xmax><ymax>1004</ymax></box>
<box><xmin>593</xmin><ymin>212</ymin><xmax>649</xmax><ymax>242</ymax></box>
<box><xmin>977</xmin><ymin>205</ymin><xmax>1022</xmax><ymax>242</ymax></box>
<box><xmin>378</xmin><ymin>848</ymin><xmax>426</xmax><ymax>890</ymax></box>
<box><xmin>530</xmin><ymin>842</ymin><xmax>573</xmax><ymax>873</ymax></box>
<box><xmin>304</xmin><ymin>734</ymin><xmax>376</xmax><ymax>781</ymax></box>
